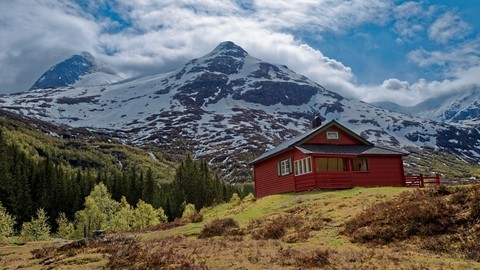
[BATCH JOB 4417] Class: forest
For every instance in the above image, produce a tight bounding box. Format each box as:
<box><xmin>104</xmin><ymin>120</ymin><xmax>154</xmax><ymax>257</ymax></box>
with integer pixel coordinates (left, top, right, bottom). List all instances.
<box><xmin>0</xmin><ymin>128</ymin><xmax>253</xmax><ymax>239</ymax></box>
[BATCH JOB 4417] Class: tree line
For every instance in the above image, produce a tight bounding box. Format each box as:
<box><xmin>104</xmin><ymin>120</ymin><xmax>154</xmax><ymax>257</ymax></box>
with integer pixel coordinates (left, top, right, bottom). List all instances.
<box><xmin>0</xmin><ymin>130</ymin><xmax>253</xmax><ymax>236</ymax></box>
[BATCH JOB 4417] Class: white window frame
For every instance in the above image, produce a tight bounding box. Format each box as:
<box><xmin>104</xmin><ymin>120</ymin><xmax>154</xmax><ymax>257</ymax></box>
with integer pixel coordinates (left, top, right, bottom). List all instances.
<box><xmin>294</xmin><ymin>157</ymin><xmax>312</xmax><ymax>176</ymax></box>
<box><xmin>326</xmin><ymin>131</ymin><xmax>339</xmax><ymax>140</ymax></box>
<box><xmin>279</xmin><ymin>158</ymin><xmax>291</xmax><ymax>176</ymax></box>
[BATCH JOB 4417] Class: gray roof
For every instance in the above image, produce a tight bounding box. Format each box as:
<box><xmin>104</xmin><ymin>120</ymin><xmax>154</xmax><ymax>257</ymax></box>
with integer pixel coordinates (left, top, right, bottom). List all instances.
<box><xmin>249</xmin><ymin>125</ymin><xmax>323</xmax><ymax>165</ymax></box>
<box><xmin>296</xmin><ymin>145</ymin><xmax>407</xmax><ymax>156</ymax></box>
<box><xmin>249</xmin><ymin>120</ymin><xmax>405</xmax><ymax>165</ymax></box>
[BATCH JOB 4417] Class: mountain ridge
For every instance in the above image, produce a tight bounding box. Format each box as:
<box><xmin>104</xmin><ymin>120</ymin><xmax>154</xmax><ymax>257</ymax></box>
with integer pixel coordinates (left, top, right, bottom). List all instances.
<box><xmin>374</xmin><ymin>88</ymin><xmax>480</xmax><ymax>126</ymax></box>
<box><xmin>30</xmin><ymin>51</ymin><xmax>123</xmax><ymax>90</ymax></box>
<box><xmin>2</xmin><ymin>41</ymin><xmax>480</xmax><ymax>182</ymax></box>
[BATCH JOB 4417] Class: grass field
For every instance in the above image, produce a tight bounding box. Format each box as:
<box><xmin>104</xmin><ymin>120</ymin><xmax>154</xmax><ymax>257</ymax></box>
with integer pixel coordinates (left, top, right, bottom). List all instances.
<box><xmin>2</xmin><ymin>186</ymin><xmax>480</xmax><ymax>269</ymax></box>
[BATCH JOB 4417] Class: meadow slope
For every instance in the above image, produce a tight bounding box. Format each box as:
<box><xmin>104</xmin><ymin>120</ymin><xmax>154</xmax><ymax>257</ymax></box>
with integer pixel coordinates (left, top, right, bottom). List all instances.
<box><xmin>1</xmin><ymin>186</ymin><xmax>480</xmax><ymax>269</ymax></box>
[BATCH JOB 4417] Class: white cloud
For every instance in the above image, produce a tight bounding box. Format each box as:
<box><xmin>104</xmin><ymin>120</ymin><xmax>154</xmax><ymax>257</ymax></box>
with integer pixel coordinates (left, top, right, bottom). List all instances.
<box><xmin>252</xmin><ymin>0</ymin><xmax>392</xmax><ymax>33</ymax></box>
<box><xmin>0</xmin><ymin>0</ymin><xmax>479</xmax><ymax>112</ymax></box>
<box><xmin>408</xmin><ymin>38</ymin><xmax>480</xmax><ymax>70</ymax></box>
<box><xmin>358</xmin><ymin>63</ymin><xmax>480</xmax><ymax>106</ymax></box>
<box><xmin>0</xmin><ymin>1</ymin><xmax>99</xmax><ymax>92</ymax></box>
<box><xmin>428</xmin><ymin>11</ymin><xmax>471</xmax><ymax>44</ymax></box>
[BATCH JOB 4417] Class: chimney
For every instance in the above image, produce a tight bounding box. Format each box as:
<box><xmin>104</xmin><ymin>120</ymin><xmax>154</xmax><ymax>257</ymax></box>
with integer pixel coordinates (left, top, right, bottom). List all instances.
<box><xmin>311</xmin><ymin>116</ymin><xmax>322</xmax><ymax>129</ymax></box>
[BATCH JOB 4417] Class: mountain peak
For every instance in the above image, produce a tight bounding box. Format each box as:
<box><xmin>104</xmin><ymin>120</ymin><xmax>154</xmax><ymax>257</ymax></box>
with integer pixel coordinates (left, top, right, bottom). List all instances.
<box><xmin>211</xmin><ymin>41</ymin><xmax>248</xmax><ymax>58</ymax></box>
<box><xmin>30</xmin><ymin>52</ymin><xmax>121</xmax><ymax>90</ymax></box>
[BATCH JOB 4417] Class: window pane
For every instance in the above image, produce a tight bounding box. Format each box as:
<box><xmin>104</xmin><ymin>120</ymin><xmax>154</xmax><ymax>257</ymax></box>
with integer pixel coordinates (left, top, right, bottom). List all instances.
<box><xmin>335</xmin><ymin>158</ymin><xmax>343</xmax><ymax>171</ymax></box>
<box><xmin>327</xmin><ymin>158</ymin><xmax>337</xmax><ymax>171</ymax></box>
<box><xmin>306</xmin><ymin>158</ymin><xmax>311</xmax><ymax>172</ymax></box>
<box><xmin>316</xmin><ymin>158</ymin><xmax>328</xmax><ymax>171</ymax></box>
<box><xmin>353</xmin><ymin>158</ymin><xmax>368</xmax><ymax>171</ymax></box>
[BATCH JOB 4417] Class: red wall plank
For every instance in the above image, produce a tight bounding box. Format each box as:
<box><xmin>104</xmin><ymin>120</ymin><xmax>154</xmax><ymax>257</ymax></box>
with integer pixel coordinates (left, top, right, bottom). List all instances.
<box><xmin>305</xmin><ymin>126</ymin><xmax>363</xmax><ymax>145</ymax></box>
<box><xmin>254</xmin><ymin>150</ymin><xmax>296</xmax><ymax>197</ymax></box>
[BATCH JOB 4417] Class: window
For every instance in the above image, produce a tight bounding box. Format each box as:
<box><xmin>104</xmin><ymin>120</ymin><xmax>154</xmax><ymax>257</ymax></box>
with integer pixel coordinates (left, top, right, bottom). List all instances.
<box><xmin>353</xmin><ymin>158</ymin><xmax>369</xmax><ymax>171</ymax></box>
<box><xmin>294</xmin><ymin>157</ymin><xmax>312</xmax><ymax>175</ymax></box>
<box><xmin>326</xmin><ymin>131</ymin><xmax>339</xmax><ymax>140</ymax></box>
<box><xmin>278</xmin><ymin>158</ymin><xmax>292</xmax><ymax>176</ymax></box>
<box><xmin>315</xmin><ymin>158</ymin><xmax>348</xmax><ymax>171</ymax></box>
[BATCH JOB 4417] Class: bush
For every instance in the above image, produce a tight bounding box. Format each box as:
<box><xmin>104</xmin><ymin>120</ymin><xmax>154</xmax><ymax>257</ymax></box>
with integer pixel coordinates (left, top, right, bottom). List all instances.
<box><xmin>343</xmin><ymin>184</ymin><xmax>480</xmax><ymax>262</ymax></box>
<box><xmin>181</xmin><ymin>203</ymin><xmax>203</xmax><ymax>223</ymax></box>
<box><xmin>343</xmin><ymin>190</ymin><xmax>457</xmax><ymax>244</ymax></box>
<box><xmin>0</xmin><ymin>203</ymin><xmax>15</xmax><ymax>241</ymax></box>
<box><xmin>242</xmin><ymin>193</ymin><xmax>255</xmax><ymax>204</ymax></box>
<box><xmin>276</xmin><ymin>248</ymin><xmax>333</xmax><ymax>268</ymax></box>
<box><xmin>198</xmin><ymin>218</ymin><xmax>241</xmax><ymax>238</ymax></box>
<box><xmin>249</xmin><ymin>214</ymin><xmax>311</xmax><ymax>242</ymax></box>
<box><xmin>229</xmin><ymin>193</ymin><xmax>241</xmax><ymax>206</ymax></box>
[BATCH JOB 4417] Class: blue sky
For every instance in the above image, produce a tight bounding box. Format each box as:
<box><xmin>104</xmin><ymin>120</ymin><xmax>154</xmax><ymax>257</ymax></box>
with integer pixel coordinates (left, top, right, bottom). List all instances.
<box><xmin>0</xmin><ymin>0</ymin><xmax>479</xmax><ymax>106</ymax></box>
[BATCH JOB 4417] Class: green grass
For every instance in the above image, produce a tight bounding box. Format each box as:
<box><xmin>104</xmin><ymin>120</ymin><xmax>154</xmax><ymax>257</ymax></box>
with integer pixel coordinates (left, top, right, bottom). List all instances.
<box><xmin>3</xmin><ymin>186</ymin><xmax>480</xmax><ymax>269</ymax></box>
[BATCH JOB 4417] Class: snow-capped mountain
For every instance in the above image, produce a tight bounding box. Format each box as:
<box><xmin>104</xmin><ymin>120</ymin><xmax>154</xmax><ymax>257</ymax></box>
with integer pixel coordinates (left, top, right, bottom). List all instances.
<box><xmin>30</xmin><ymin>52</ymin><xmax>122</xmax><ymax>90</ymax></box>
<box><xmin>2</xmin><ymin>41</ymin><xmax>480</xmax><ymax>181</ymax></box>
<box><xmin>375</xmin><ymin>88</ymin><xmax>480</xmax><ymax>126</ymax></box>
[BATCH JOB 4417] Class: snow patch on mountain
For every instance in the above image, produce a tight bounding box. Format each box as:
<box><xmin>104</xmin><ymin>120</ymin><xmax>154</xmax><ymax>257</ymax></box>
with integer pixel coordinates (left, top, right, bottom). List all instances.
<box><xmin>3</xmin><ymin>41</ymin><xmax>480</xmax><ymax>181</ymax></box>
<box><xmin>374</xmin><ymin>87</ymin><xmax>480</xmax><ymax>126</ymax></box>
<box><xmin>30</xmin><ymin>52</ymin><xmax>122</xmax><ymax>90</ymax></box>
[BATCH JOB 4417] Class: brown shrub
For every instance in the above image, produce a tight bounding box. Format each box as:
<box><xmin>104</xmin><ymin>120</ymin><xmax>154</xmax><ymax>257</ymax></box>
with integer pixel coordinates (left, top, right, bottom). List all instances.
<box><xmin>344</xmin><ymin>190</ymin><xmax>458</xmax><ymax>244</ymax></box>
<box><xmin>250</xmin><ymin>216</ymin><xmax>288</xmax><ymax>240</ymax></box>
<box><xmin>188</xmin><ymin>212</ymin><xmax>204</xmax><ymax>223</ymax></box>
<box><xmin>276</xmin><ymin>248</ymin><xmax>333</xmax><ymax>268</ymax></box>
<box><xmin>148</xmin><ymin>218</ymin><xmax>187</xmax><ymax>231</ymax></box>
<box><xmin>249</xmin><ymin>212</ymin><xmax>321</xmax><ymax>242</ymax></box>
<box><xmin>198</xmin><ymin>218</ymin><xmax>241</xmax><ymax>238</ymax></box>
<box><xmin>468</xmin><ymin>187</ymin><xmax>480</xmax><ymax>220</ymax></box>
<box><xmin>343</xmin><ymin>184</ymin><xmax>480</xmax><ymax>262</ymax></box>
<box><xmin>31</xmin><ymin>246</ymin><xmax>56</xmax><ymax>259</ymax></box>
<box><xmin>103</xmin><ymin>239</ymin><xmax>207</xmax><ymax>269</ymax></box>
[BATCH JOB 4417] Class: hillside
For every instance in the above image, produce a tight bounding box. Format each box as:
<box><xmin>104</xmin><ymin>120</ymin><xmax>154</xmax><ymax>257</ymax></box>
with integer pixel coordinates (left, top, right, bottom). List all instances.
<box><xmin>2</xmin><ymin>186</ymin><xmax>479</xmax><ymax>269</ymax></box>
<box><xmin>374</xmin><ymin>87</ymin><xmax>480</xmax><ymax>126</ymax></box>
<box><xmin>2</xmin><ymin>42</ymin><xmax>480</xmax><ymax>182</ymax></box>
<box><xmin>0</xmin><ymin>109</ymin><xmax>176</xmax><ymax>179</ymax></box>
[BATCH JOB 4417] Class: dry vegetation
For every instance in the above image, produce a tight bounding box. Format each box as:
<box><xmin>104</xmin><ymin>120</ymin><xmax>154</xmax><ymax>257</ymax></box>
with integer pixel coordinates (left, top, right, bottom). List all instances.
<box><xmin>2</xmin><ymin>186</ymin><xmax>480</xmax><ymax>269</ymax></box>
<box><xmin>344</xmin><ymin>185</ymin><xmax>480</xmax><ymax>262</ymax></box>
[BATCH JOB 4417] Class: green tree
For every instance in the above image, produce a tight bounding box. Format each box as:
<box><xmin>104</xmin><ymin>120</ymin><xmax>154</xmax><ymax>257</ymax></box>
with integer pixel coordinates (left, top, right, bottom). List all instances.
<box><xmin>133</xmin><ymin>200</ymin><xmax>161</xmax><ymax>230</ymax></box>
<box><xmin>0</xmin><ymin>202</ymin><xmax>15</xmax><ymax>241</ymax></box>
<box><xmin>55</xmin><ymin>212</ymin><xmax>74</xmax><ymax>240</ymax></box>
<box><xmin>108</xmin><ymin>196</ymin><xmax>134</xmax><ymax>231</ymax></box>
<box><xmin>182</xmin><ymin>203</ymin><xmax>197</xmax><ymax>219</ymax></box>
<box><xmin>75</xmin><ymin>183</ymin><xmax>119</xmax><ymax>236</ymax></box>
<box><xmin>20</xmin><ymin>208</ymin><xmax>51</xmax><ymax>241</ymax></box>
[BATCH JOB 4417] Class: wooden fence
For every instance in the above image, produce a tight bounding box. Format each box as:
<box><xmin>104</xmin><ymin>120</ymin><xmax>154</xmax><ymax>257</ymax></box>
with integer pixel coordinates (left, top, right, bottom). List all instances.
<box><xmin>405</xmin><ymin>173</ymin><xmax>441</xmax><ymax>188</ymax></box>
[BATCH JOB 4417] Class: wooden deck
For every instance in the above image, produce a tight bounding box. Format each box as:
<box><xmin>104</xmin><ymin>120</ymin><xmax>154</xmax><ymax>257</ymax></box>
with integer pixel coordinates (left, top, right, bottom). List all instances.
<box><xmin>295</xmin><ymin>172</ymin><xmax>354</xmax><ymax>192</ymax></box>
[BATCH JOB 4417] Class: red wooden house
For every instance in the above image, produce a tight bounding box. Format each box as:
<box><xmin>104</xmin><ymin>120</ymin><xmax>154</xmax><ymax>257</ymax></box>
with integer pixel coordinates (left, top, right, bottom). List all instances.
<box><xmin>250</xmin><ymin>120</ymin><xmax>408</xmax><ymax>197</ymax></box>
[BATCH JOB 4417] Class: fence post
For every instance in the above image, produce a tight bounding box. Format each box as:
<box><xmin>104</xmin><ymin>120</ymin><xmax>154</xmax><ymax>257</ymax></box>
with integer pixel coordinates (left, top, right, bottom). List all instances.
<box><xmin>420</xmin><ymin>174</ymin><xmax>424</xmax><ymax>188</ymax></box>
<box><xmin>436</xmin><ymin>173</ymin><xmax>440</xmax><ymax>186</ymax></box>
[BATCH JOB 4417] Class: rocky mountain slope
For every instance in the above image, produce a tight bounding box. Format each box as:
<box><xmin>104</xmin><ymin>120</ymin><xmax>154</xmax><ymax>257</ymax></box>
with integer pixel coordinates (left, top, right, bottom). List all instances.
<box><xmin>375</xmin><ymin>88</ymin><xmax>480</xmax><ymax>126</ymax></box>
<box><xmin>2</xmin><ymin>42</ymin><xmax>480</xmax><ymax>182</ymax></box>
<box><xmin>30</xmin><ymin>52</ymin><xmax>122</xmax><ymax>90</ymax></box>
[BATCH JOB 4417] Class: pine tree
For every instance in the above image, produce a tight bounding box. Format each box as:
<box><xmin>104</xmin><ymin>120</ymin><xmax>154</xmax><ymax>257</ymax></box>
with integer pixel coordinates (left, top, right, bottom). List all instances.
<box><xmin>143</xmin><ymin>168</ymin><xmax>155</xmax><ymax>205</ymax></box>
<box><xmin>0</xmin><ymin>202</ymin><xmax>15</xmax><ymax>241</ymax></box>
<box><xmin>55</xmin><ymin>212</ymin><xmax>74</xmax><ymax>240</ymax></box>
<box><xmin>20</xmin><ymin>208</ymin><xmax>51</xmax><ymax>241</ymax></box>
